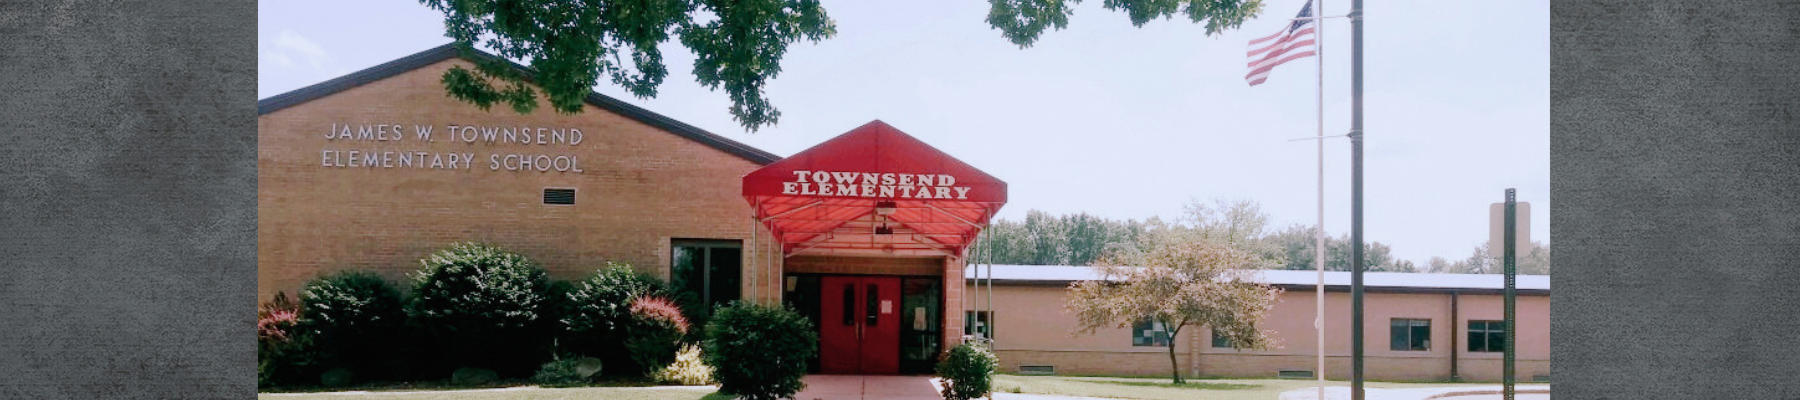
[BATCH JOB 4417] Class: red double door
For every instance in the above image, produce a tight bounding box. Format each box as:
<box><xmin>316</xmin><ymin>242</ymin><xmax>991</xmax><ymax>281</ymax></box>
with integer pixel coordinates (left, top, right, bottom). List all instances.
<box><xmin>819</xmin><ymin>276</ymin><xmax>901</xmax><ymax>374</ymax></box>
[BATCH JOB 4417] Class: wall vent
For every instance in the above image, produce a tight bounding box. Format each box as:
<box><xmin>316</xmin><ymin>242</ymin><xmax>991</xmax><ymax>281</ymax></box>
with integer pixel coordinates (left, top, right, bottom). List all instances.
<box><xmin>1277</xmin><ymin>370</ymin><xmax>1314</xmax><ymax>379</ymax></box>
<box><xmin>543</xmin><ymin>188</ymin><xmax>576</xmax><ymax>205</ymax></box>
<box><xmin>1018</xmin><ymin>365</ymin><xmax>1056</xmax><ymax>375</ymax></box>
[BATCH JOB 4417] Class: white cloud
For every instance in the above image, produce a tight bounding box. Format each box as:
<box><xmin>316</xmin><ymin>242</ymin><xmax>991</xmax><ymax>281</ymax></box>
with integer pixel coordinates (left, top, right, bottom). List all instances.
<box><xmin>263</xmin><ymin>29</ymin><xmax>336</xmax><ymax>76</ymax></box>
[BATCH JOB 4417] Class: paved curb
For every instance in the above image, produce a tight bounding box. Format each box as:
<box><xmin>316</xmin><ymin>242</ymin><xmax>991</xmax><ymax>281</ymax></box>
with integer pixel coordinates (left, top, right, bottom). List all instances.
<box><xmin>259</xmin><ymin>385</ymin><xmax>716</xmax><ymax>396</ymax></box>
<box><xmin>1422</xmin><ymin>388</ymin><xmax>1552</xmax><ymax>399</ymax></box>
<box><xmin>1278</xmin><ymin>385</ymin><xmax>1552</xmax><ymax>400</ymax></box>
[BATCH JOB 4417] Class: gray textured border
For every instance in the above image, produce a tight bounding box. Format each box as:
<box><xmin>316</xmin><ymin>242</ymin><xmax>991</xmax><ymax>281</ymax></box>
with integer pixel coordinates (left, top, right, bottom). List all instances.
<box><xmin>0</xmin><ymin>0</ymin><xmax>255</xmax><ymax>398</ymax></box>
<box><xmin>1552</xmin><ymin>1</ymin><xmax>1800</xmax><ymax>398</ymax></box>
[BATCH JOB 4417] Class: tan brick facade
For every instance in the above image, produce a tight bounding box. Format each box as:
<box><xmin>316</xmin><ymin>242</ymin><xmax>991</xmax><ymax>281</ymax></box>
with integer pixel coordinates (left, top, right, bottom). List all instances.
<box><xmin>974</xmin><ymin>283</ymin><xmax>1549</xmax><ymax>382</ymax></box>
<box><xmin>258</xmin><ymin>57</ymin><xmax>771</xmax><ymax>299</ymax></box>
<box><xmin>258</xmin><ymin>48</ymin><xmax>972</xmax><ymax>358</ymax></box>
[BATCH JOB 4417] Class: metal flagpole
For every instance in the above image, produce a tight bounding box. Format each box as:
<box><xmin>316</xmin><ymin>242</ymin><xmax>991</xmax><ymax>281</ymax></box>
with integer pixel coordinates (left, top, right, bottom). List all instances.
<box><xmin>1503</xmin><ymin>189</ymin><xmax>1517</xmax><ymax>400</ymax></box>
<box><xmin>1314</xmin><ymin>0</ymin><xmax>1327</xmax><ymax>398</ymax></box>
<box><xmin>1349</xmin><ymin>0</ymin><xmax>1366</xmax><ymax>398</ymax></box>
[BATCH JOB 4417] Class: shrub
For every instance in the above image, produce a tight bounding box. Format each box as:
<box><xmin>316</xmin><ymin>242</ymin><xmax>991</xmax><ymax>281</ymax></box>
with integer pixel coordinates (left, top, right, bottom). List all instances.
<box><xmin>936</xmin><ymin>341</ymin><xmax>1000</xmax><ymax>400</ymax></box>
<box><xmin>652</xmin><ymin>344</ymin><xmax>715</xmax><ymax>386</ymax></box>
<box><xmin>257</xmin><ymin>292</ymin><xmax>314</xmax><ymax>388</ymax></box>
<box><xmin>704</xmin><ymin>302</ymin><xmax>816</xmax><ymax>400</ymax></box>
<box><xmin>624</xmin><ymin>295</ymin><xmax>690</xmax><ymax>374</ymax></box>
<box><xmin>556</xmin><ymin>262</ymin><xmax>666</xmax><ymax>370</ymax></box>
<box><xmin>451</xmin><ymin>367</ymin><xmax>500</xmax><ymax>386</ymax></box>
<box><xmin>408</xmin><ymin>242</ymin><xmax>554</xmax><ymax>376</ymax></box>
<box><xmin>531</xmin><ymin>358</ymin><xmax>588</xmax><ymax>386</ymax></box>
<box><xmin>298</xmin><ymin>270</ymin><xmax>405</xmax><ymax>381</ymax></box>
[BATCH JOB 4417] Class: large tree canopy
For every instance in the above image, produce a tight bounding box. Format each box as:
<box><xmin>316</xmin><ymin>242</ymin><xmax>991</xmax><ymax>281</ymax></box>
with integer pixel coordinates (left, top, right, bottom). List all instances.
<box><xmin>986</xmin><ymin>0</ymin><xmax>1266</xmax><ymax>47</ymax></box>
<box><xmin>1068</xmin><ymin>227</ymin><xmax>1282</xmax><ymax>383</ymax></box>
<box><xmin>420</xmin><ymin>0</ymin><xmax>835</xmax><ymax>131</ymax></box>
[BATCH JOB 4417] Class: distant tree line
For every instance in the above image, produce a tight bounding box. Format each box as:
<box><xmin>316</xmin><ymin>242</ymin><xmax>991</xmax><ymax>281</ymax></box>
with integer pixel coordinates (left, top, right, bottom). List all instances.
<box><xmin>970</xmin><ymin>199</ymin><xmax>1550</xmax><ymax>275</ymax></box>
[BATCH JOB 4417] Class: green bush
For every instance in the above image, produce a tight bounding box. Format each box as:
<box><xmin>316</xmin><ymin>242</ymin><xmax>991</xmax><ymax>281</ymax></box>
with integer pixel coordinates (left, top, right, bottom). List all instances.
<box><xmin>624</xmin><ymin>295</ymin><xmax>690</xmax><ymax>374</ymax></box>
<box><xmin>452</xmin><ymin>367</ymin><xmax>500</xmax><ymax>386</ymax></box>
<box><xmin>936</xmin><ymin>341</ymin><xmax>999</xmax><ymax>400</ymax></box>
<box><xmin>531</xmin><ymin>358</ymin><xmax>588</xmax><ymax>386</ymax></box>
<box><xmin>408</xmin><ymin>242</ymin><xmax>554</xmax><ymax>376</ymax></box>
<box><xmin>556</xmin><ymin>262</ymin><xmax>666</xmax><ymax>370</ymax></box>
<box><xmin>298</xmin><ymin>270</ymin><xmax>405</xmax><ymax>381</ymax></box>
<box><xmin>704</xmin><ymin>302</ymin><xmax>816</xmax><ymax>400</ymax></box>
<box><xmin>258</xmin><ymin>292</ymin><xmax>314</xmax><ymax>388</ymax></box>
<box><xmin>652</xmin><ymin>343</ymin><xmax>715</xmax><ymax>386</ymax></box>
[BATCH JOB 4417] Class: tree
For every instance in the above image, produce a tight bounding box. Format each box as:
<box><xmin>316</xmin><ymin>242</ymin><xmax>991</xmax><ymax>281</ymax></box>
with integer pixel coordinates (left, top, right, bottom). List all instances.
<box><xmin>986</xmin><ymin>0</ymin><xmax>1267</xmax><ymax>48</ymax></box>
<box><xmin>419</xmin><ymin>0</ymin><xmax>836</xmax><ymax>131</ymax></box>
<box><xmin>1066</xmin><ymin>229</ymin><xmax>1283</xmax><ymax>383</ymax></box>
<box><xmin>1440</xmin><ymin>241</ymin><xmax>1550</xmax><ymax>275</ymax></box>
<box><xmin>975</xmin><ymin>210</ymin><xmax>1152</xmax><ymax>266</ymax></box>
<box><xmin>1263</xmin><ymin>224</ymin><xmax>1412</xmax><ymax>272</ymax></box>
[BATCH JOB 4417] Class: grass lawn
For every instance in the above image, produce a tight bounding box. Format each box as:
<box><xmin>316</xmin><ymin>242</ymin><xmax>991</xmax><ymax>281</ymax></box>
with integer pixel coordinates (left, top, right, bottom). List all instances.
<box><xmin>259</xmin><ymin>386</ymin><xmax>722</xmax><ymax>400</ymax></box>
<box><xmin>993</xmin><ymin>374</ymin><xmax>1497</xmax><ymax>400</ymax></box>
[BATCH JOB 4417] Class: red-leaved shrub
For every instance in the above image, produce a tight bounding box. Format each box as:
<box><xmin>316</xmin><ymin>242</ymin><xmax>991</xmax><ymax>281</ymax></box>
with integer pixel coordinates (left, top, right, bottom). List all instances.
<box><xmin>630</xmin><ymin>296</ymin><xmax>690</xmax><ymax>335</ymax></box>
<box><xmin>258</xmin><ymin>292</ymin><xmax>312</xmax><ymax>387</ymax></box>
<box><xmin>624</xmin><ymin>296</ymin><xmax>690</xmax><ymax>374</ymax></box>
<box><xmin>258</xmin><ymin>292</ymin><xmax>301</xmax><ymax>345</ymax></box>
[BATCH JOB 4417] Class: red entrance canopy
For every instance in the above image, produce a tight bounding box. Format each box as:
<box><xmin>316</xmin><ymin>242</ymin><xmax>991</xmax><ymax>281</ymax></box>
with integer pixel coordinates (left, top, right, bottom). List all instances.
<box><xmin>743</xmin><ymin>120</ymin><xmax>1007</xmax><ymax>257</ymax></box>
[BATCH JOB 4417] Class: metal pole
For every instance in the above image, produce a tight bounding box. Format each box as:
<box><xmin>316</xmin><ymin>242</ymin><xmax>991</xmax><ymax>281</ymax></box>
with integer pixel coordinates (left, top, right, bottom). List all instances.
<box><xmin>985</xmin><ymin>228</ymin><xmax>994</xmax><ymax>345</ymax></box>
<box><xmin>1504</xmin><ymin>189</ymin><xmax>1517</xmax><ymax>400</ymax></box>
<box><xmin>1349</xmin><ymin>0</ymin><xmax>1365</xmax><ymax>398</ymax></box>
<box><xmin>1315</xmin><ymin>0</ymin><xmax>1327</xmax><ymax>396</ymax></box>
<box><xmin>750</xmin><ymin>214</ymin><xmax>758</xmax><ymax>304</ymax></box>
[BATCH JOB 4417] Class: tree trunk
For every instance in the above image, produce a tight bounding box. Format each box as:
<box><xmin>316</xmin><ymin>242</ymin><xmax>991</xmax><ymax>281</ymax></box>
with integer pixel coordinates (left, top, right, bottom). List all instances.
<box><xmin>1167</xmin><ymin>329</ymin><xmax>1185</xmax><ymax>384</ymax></box>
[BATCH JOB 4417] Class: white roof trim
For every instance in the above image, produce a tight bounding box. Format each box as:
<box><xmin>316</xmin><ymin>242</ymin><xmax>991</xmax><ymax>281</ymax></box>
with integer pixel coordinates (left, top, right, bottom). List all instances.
<box><xmin>961</xmin><ymin>264</ymin><xmax>1550</xmax><ymax>291</ymax></box>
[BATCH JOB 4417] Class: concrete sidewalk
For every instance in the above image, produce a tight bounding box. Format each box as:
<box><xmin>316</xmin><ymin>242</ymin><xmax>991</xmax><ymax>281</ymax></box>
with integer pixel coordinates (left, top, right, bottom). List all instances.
<box><xmin>1277</xmin><ymin>385</ymin><xmax>1551</xmax><ymax>400</ymax></box>
<box><xmin>794</xmin><ymin>375</ymin><xmax>942</xmax><ymax>400</ymax></box>
<box><xmin>795</xmin><ymin>375</ymin><xmax>1121</xmax><ymax>400</ymax></box>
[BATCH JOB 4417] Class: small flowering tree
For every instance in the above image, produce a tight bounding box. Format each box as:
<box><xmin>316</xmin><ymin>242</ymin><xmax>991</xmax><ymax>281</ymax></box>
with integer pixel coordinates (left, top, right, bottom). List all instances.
<box><xmin>1067</xmin><ymin>229</ymin><xmax>1283</xmax><ymax>384</ymax></box>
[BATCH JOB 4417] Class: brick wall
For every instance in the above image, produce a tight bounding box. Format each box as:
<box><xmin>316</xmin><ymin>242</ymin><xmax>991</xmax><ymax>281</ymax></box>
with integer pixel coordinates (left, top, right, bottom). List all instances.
<box><xmin>257</xmin><ymin>58</ymin><xmax>767</xmax><ymax>299</ymax></box>
<box><xmin>982</xmin><ymin>283</ymin><xmax>1551</xmax><ymax>383</ymax></box>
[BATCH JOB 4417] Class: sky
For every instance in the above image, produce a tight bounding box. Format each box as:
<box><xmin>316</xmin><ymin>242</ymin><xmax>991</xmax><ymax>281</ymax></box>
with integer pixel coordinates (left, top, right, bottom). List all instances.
<box><xmin>258</xmin><ymin>0</ymin><xmax>1549</xmax><ymax>266</ymax></box>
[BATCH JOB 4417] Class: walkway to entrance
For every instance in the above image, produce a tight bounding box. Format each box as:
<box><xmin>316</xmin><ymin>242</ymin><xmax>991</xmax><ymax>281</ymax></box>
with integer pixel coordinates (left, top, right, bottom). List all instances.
<box><xmin>794</xmin><ymin>375</ymin><xmax>939</xmax><ymax>400</ymax></box>
<box><xmin>795</xmin><ymin>375</ymin><xmax>1120</xmax><ymax>400</ymax></box>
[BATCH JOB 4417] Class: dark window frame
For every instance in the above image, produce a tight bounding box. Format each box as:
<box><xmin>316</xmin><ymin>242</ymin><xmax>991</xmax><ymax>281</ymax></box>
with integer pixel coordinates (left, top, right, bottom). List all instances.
<box><xmin>1132</xmin><ymin>319</ymin><xmax>1172</xmax><ymax>347</ymax></box>
<box><xmin>964</xmin><ymin>310</ymin><xmax>994</xmax><ymax>341</ymax></box>
<box><xmin>671</xmin><ymin>239</ymin><xmax>742</xmax><ymax>321</ymax></box>
<box><xmin>1211</xmin><ymin>327</ymin><xmax>1231</xmax><ymax>348</ymax></box>
<box><xmin>1468</xmin><ymin>320</ymin><xmax>1508</xmax><ymax>353</ymax></box>
<box><xmin>1390</xmin><ymin>318</ymin><xmax>1431</xmax><ymax>351</ymax></box>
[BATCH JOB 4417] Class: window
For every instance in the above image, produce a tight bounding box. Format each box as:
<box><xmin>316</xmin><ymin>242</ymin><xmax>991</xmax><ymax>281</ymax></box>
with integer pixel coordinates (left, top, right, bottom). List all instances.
<box><xmin>1390</xmin><ymin>318</ymin><xmax>1431</xmax><ymax>351</ymax></box>
<box><xmin>1468</xmin><ymin>320</ymin><xmax>1507</xmax><ymax>352</ymax></box>
<box><xmin>964</xmin><ymin>311</ymin><xmax>994</xmax><ymax>340</ymax></box>
<box><xmin>1133</xmin><ymin>320</ymin><xmax>1171</xmax><ymax>347</ymax></box>
<box><xmin>1211</xmin><ymin>328</ymin><xmax>1231</xmax><ymax>348</ymax></box>
<box><xmin>542</xmin><ymin>188</ymin><xmax>576</xmax><ymax>205</ymax></box>
<box><xmin>900</xmin><ymin>278</ymin><xmax>942</xmax><ymax>374</ymax></box>
<box><xmin>671</xmin><ymin>239</ymin><xmax>741</xmax><ymax>324</ymax></box>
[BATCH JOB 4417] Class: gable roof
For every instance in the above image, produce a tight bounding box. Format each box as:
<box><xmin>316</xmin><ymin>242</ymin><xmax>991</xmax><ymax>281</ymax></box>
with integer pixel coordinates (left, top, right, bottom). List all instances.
<box><xmin>257</xmin><ymin>43</ymin><xmax>781</xmax><ymax>165</ymax></box>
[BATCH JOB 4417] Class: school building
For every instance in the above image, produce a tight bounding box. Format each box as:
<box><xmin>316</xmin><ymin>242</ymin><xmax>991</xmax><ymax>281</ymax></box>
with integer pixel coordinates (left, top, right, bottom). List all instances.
<box><xmin>258</xmin><ymin>44</ymin><xmax>1549</xmax><ymax>382</ymax></box>
<box><xmin>961</xmin><ymin>266</ymin><xmax>1549</xmax><ymax>382</ymax></box>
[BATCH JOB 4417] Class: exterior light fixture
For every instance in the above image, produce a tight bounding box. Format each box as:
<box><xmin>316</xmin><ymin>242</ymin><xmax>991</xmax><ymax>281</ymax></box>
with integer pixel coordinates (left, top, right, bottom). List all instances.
<box><xmin>875</xmin><ymin>224</ymin><xmax>894</xmax><ymax>235</ymax></box>
<box><xmin>875</xmin><ymin>200</ymin><xmax>897</xmax><ymax>215</ymax></box>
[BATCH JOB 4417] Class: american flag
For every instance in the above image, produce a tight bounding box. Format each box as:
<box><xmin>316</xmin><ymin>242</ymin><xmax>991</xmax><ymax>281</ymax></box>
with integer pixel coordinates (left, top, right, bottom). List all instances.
<box><xmin>1246</xmin><ymin>0</ymin><xmax>1318</xmax><ymax>86</ymax></box>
